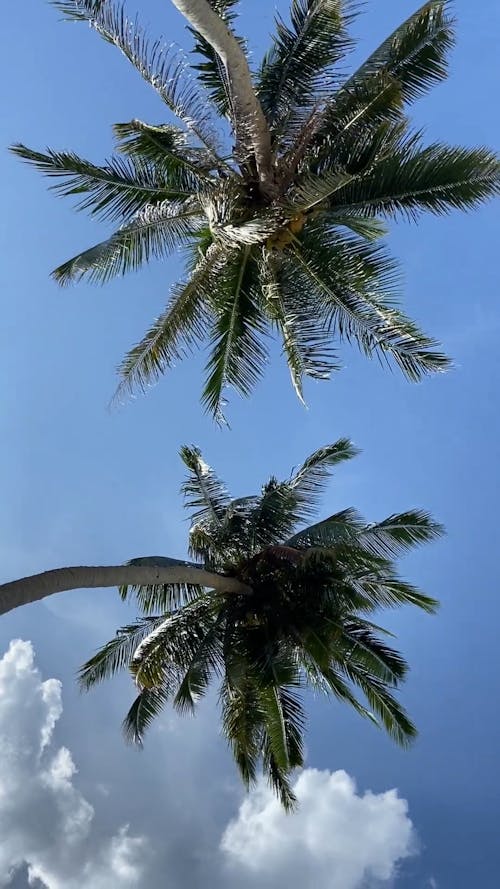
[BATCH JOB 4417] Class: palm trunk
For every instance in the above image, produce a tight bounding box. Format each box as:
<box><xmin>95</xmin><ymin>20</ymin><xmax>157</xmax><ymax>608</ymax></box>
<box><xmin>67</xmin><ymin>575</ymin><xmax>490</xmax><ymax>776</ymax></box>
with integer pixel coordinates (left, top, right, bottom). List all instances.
<box><xmin>0</xmin><ymin>564</ymin><xmax>250</xmax><ymax>616</ymax></box>
<box><xmin>170</xmin><ymin>0</ymin><xmax>273</xmax><ymax>193</ymax></box>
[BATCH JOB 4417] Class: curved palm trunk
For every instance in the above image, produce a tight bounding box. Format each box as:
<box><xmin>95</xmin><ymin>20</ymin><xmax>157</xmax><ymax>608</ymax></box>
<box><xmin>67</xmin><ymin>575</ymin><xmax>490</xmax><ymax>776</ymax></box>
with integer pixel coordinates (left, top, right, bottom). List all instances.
<box><xmin>0</xmin><ymin>564</ymin><xmax>250</xmax><ymax>617</ymax></box>
<box><xmin>169</xmin><ymin>0</ymin><xmax>273</xmax><ymax>192</ymax></box>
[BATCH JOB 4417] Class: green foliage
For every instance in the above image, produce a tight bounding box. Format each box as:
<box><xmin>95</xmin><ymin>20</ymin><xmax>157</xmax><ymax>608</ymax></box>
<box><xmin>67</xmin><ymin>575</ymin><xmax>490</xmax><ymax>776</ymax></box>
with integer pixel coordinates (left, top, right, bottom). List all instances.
<box><xmin>258</xmin><ymin>0</ymin><xmax>357</xmax><ymax>142</ymax></box>
<box><xmin>80</xmin><ymin>442</ymin><xmax>442</xmax><ymax>810</ymax></box>
<box><xmin>13</xmin><ymin>0</ymin><xmax>499</xmax><ymax>418</ymax></box>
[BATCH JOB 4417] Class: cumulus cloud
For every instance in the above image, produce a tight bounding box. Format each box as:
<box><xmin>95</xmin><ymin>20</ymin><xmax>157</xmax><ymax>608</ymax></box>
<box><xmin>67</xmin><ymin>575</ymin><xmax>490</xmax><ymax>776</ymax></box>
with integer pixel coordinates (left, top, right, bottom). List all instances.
<box><xmin>221</xmin><ymin>768</ymin><xmax>416</xmax><ymax>889</ymax></box>
<box><xmin>0</xmin><ymin>639</ymin><xmax>150</xmax><ymax>888</ymax></box>
<box><xmin>0</xmin><ymin>639</ymin><xmax>420</xmax><ymax>889</ymax></box>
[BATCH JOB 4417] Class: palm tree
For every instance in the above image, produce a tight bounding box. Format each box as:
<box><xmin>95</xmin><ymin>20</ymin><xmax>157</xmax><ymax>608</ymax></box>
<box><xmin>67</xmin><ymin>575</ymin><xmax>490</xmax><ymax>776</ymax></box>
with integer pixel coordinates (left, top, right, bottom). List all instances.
<box><xmin>73</xmin><ymin>440</ymin><xmax>443</xmax><ymax>810</ymax></box>
<box><xmin>11</xmin><ymin>0</ymin><xmax>499</xmax><ymax>420</ymax></box>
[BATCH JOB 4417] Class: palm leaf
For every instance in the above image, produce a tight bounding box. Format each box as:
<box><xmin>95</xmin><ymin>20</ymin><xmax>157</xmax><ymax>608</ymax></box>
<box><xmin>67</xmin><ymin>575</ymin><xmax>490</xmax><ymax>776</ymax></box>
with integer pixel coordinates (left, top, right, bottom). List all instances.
<box><xmin>220</xmin><ymin>678</ymin><xmax>264</xmax><ymax>788</ymax></box>
<box><xmin>10</xmin><ymin>144</ymin><xmax>190</xmax><ymax>223</ymax></box>
<box><xmin>288</xmin><ymin>439</ymin><xmax>359</xmax><ymax>517</ymax></box>
<box><xmin>122</xmin><ymin>684</ymin><xmax>172</xmax><ymax>744</ymax></box>
<box><xmin>344</xmin><ymin>0</ymin><xmax>455</xmax><ymax>106</ymax></box>
<box><xmin>130</xmin><ymin>595</ymin><xmax>217</xmax><ymax>688</ymax></box>
<box><xmin>287</xmin><ymin>506</ymin><xmax>364</xmax><ymax>547</ymax></box>
<box><xmin>331</xmin><ymin>140</ymin><xmax>500</xmax><ymax>221</ymax></box>
<box><xmin>290</xmin><ymin>225</ymin><xmax>451</xmax><ymax>380</ymax></box>
<box><xmin>262</xmin><ymin>739</ymin><xmax>298</xmax><ymax>812</ymax></box>
<box><xmin>307</xmin><ymin>661</ymin><xmax>379</xmax><ymax>724</ymax></box>
<box><xmin>310</xmin><ymin>0</ymin><xmax>455</xmax><ymax>155</ymax></box>
<box><xmin>341</xmin><ymin>665</ymin><xmax>417</xmax><ymax>746</ymax></box>
<box><xmin>202</xmin><ymin>248</ymin><xmax>269</xmax><ymax>421</ymax></box>
<box><xmin>241</xmin><ymin>480</ymin><xmax>302</xmax><ymax>551</ymax></box>
<box><xmin>114</xmin><ymin>243</ymin><xmax>225</xmax><ymax>402</ymax></box>
<box><xmin>258</xmin><ymin>0</ymin><xmax>357</xmax><ymax>138</ymax></box>
<box><xmin>345</xmin><ymin>561</ymin><xmax>439</xmax><ymax>614</ymax></box>
<box><xmin>51</xmin><ymin>0</ymin><xmax>220</xmax><ymax>153</ymax></box>
<box><xmin>333</xmin><ymin>620</ymin><xmax>409</xmax><ymax>685</ymax></box>
<box><xmin>78</xmin><ymin>616</ymin><xmax>166</xmax><ymax>690</ymax></box>
<box><xmin>112</xmin><ymin>120</ymin><xmax>216</xmax><ymax>185</ymax></box>
<box><xmin>181</xmin><ymin>445</ymin><xmax>231</xmax><ymax>526</ymax></box>
<box><xmin>52</xmin><ymin>200</ymin><xmax>201</xmax><ymax>285</ymax></box>
<box><xmin>173</xmin><ymin>615</ymin><xmax>224</xmax><ymax>713</ymax></box>
<box><xmin>359</xmin><ymin>510</ymin><xmax>444</xmax><ymax>558</ymax></box>
<box><xmin>291</xmin><ymin>508</ymin><xmax>443</xmax><ymax>558</ymax></box>
<box><xmin>261</xmin><ymin>251</ymin><xmax>339</xmax><ymax>401</ymax></box>
<box><xmin>288</xmin><ymin>120</ymin><xmax>413</xmax><ymax>210</ymax></box>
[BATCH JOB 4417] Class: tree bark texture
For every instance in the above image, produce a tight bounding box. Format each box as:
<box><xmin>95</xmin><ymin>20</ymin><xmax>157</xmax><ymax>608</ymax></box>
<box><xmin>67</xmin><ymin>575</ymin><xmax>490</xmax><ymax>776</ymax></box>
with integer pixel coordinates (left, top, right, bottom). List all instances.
<box><xmin>170</xmin><ymin>0</ymin><xmax>273</xmax><ymax>191</ymax></box>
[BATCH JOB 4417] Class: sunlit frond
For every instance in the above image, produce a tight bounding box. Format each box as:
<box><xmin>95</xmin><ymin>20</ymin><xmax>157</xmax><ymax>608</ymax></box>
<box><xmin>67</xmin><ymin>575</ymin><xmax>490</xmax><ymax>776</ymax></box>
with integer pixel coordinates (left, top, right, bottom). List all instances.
<box><xmin>181</xmin><ymin>445</ymin><xmax>231</xmax><ymax>525</ymax></box>
<box><xmin>202</xmin><ymin>248</ymin><xmax>269</xmax><ymax>421</ymax></box>
<box><xmin>288</xmin><ymin>439</ymin><xmax>359</xmax><ymax>517</ymax></box>
<box><xmin>259</xmin><ymin>0</ymin><xmax>357</xmax><ymax>141</ymax></box>
<box><xmin>51</xmin><ymin>0</ymin><xmax>220</xmax><ymax>152</ymax></box>
<box><xmin>52</xmin><ymin>200</ymin><xmax>201</xmax><ymax>285</ymax></box>
<box><xmin>10</xmin><ymin>144</ymin><xmax>191</xmax><ymax>223</ymax></box>
<box><xmin>78</xmin><ymin>616</ymin><xmax>166</xmax><ymax>691</ymax></box>
<box><xmin>290</xmin><ymin>225</ymin><xmax>451</xmax><ymax>380</ymax></box>
<box><xmin>114</xmin><ymin>243</ymin><xmax>225</xmax><ymax>401</ymax></box>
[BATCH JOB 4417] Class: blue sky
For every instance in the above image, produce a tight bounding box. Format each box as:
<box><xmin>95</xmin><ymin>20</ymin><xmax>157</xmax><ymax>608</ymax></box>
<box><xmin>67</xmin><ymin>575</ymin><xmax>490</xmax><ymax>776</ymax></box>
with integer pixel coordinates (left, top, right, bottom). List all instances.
<box><xmin>1</xmin><ymin>1</ymin><xmax>499</xmax><ymax>886</ymax></box>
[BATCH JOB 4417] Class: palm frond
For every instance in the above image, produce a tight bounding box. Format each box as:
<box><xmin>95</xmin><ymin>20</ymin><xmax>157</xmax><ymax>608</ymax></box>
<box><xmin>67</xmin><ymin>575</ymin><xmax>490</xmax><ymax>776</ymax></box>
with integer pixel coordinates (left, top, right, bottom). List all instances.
<box><xmin>311</xmin><ymin>0</ymin><xmax>454</xmax><ymax>154</ymax></box>
<box><xmin>346</xmin><ymin>0</ymin><xmax>455</xmax><ymax>106</ymax></box>
<box><xmin>242</xmin><ymin>480</ymin><xmax>302</xmax><ymax>550</ymax></box>
<box><xmin>308</xmin><ymin>661</ymin><xmax>379</xmax><ymax>723</ymax></box>
<box><xmin>288</xmin><ymin>439</ymin><xmax>359</xmax><ymax>518</ymax></box>
<box><xmin>220</xmin><ymin>678</ymin><xmax>264</xmax><ymax>788</ymax></box>
<box><xmin>10</xmin><ymin>144</ymin><xmax>191</xmax><ymax>223</ymax></box>
<box><xmin>328</xmin><ymin>215</ymin><xmax>388</xmax><ymax>241</ymax></box>
<box><xmin>52</xmin><ymin>200</ymin><xmax>200</xmax><ymax>285</ymax></box>
<box><xmin>287</xmin><ymin>506</ymin><xmax>363</xmax><ymax>547</ymax></box>
<box><xmin>181</xmin><ymin>445</ymin><xmax>231</xmax><ymax>526</ymax></box>
<box><xmin>173</xmin><ymin>616</ymin><xmax>224</xmax><ymax>713</ymax></box>
<box><xmin>51</xmin><ymin>0</ymin><xmax>220</xmax><ymax>153</ymax></box>
<box><xmin>261</xmin><ymin>250</ymin><xmax>339</xmax><ymax>401</ymax></box>
<box><xmin>259</xmin><ymin>684</ymin><xmax>305</xmax><ymax>772</ymax></box>
<box><xmin>290</xmin><ymin>508</ymin><xmax>444</xmax><ymax>559</ymax></box>
<box><xmin>342</xmin><ymin>665</ymin><xmax>417</xmax><ymax>746</ymax></box>
<box><xmin>344</xmin><ymin>558</ymin><xmax>439</xmax><ymax>614</ymax></box>
<box><xmin>202</xmin><ymin>248</ymin><xmax>269</xmax><ymax>421</ymax></box>
<box><xmin>291</xmin><ymin>225</ymin><xmax>451</xmax><ymax>380</ymax></box>
<box><xmin>78</xmin><ymin>616</ymin><xmax>166</xmax><ymax>690</ymax></box>
<box><xmin>122</xmin><ymin>684</ymin><xmax>171</xmax><ymax>745</ymax></box>
<box><xmin>130</xmin><ymin>595</ymin><xmax>216</xmax><ymax>688</ymax></box>
<box><xmin>262</xmin><ymin>740</ymin><xmax>298</xmax><ymax>812</ymax></box>
<box><xmin>258</xmin><ymin>1</ymin><xmax>357</xmax><ymax>139</ymax></box>
<box><xmin>331</xmin><ymin>140</ymin><xmax>500</xmax><ymax>221</ymax></box>
<box><xmin>114</xmin><ymin>243</ymin><xmax>225</xmax><ymax>402</ymax></box>
<box><xmin>288</xmin><ymin>120</ymin><xmax>412</xmax><ymax>210</ymax></box>
<box><xmin>333</xmin><ymin>620</ymin><xmax>409</xmax><ymax>685</ymax></box>
<box><xmin>112</xmin><ymin>120</ymin><xmax>215</xmax><ymax>183</ymax></box>
<box><xmin>359</xmin><ymin>510</ymin><xmax>444</xmax><ymax>558</ymax></box>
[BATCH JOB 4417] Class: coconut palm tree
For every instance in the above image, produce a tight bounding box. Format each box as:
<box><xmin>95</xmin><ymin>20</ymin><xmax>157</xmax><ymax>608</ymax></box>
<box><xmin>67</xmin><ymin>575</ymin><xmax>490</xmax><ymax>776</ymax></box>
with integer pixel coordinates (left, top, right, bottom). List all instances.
<box><xmin>11</xmin><ymin>0</ymin><xmax>499</xmax><ymax>419</ymax></box>
<box><xmin>70</xmin><ymin>440</ymin><xmax>442</xmax><ymax>810</ymax></box>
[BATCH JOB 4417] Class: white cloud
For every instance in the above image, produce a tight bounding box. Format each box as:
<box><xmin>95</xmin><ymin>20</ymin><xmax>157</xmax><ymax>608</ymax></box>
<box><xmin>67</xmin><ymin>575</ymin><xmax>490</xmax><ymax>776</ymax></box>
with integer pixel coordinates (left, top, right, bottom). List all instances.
<box><xmin>0</xmin><ymin>639</ymin><xmax>421</xmax><ymax>889</ymax></box>
<box><xmin>0</xmin><ymin>639</ymin><xmax>150</xmax><ymax>889</ymax></box>
<box><xmin>221</xmin><ymin>768</ymin><xmax>416</xmax><ymax>889</ymax></box>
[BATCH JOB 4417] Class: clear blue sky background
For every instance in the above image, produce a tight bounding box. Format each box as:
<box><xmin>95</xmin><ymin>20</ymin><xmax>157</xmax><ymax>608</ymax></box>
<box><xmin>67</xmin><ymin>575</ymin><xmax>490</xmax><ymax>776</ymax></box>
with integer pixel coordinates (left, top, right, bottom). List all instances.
<box><xmin>1</xmin><ymin>1</ymin><xmax>499</xmax><ymax>886</ymax></box>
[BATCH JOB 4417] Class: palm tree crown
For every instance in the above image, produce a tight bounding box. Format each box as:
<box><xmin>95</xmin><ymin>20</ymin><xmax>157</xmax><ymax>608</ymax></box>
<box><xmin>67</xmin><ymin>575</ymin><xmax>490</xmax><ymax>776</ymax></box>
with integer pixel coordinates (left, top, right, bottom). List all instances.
<box><xmin>12</xmin><ymin>0</ymin><xmax>499</xmax><ymax>419</ymax></box>
<box><xmin>80</xmin><ymin>440</ymin><xmax>443</xmax><ymax>809</ymax></box>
